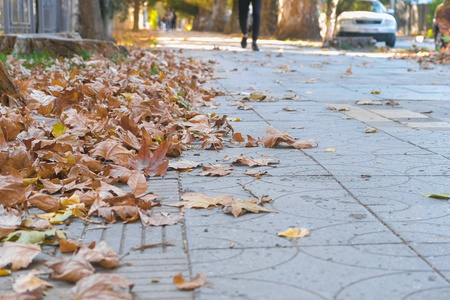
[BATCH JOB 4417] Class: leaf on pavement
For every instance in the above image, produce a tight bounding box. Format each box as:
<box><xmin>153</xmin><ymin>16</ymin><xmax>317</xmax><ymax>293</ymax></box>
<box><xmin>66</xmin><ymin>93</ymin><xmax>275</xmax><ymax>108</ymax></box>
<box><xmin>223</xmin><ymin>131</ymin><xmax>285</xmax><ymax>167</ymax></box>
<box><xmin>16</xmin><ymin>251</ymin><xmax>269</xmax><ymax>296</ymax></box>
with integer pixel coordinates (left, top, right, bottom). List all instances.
<box><xmin>277</xmin><ymin>228</ymin><xmax>310</xmax><ymax>238</ymax></box>
<box><xmin>245</xmin><ymin>169</ymin><xmax>268</xmax><ymax>178</ymax></box>
<box><xmin>70</xmin><ymin>274</ymin><xmax>134</xmax><ymax>300</ymax></box>
<box><xmin>129</xmin><ymin>138</ymin><xmax>170</xmax><ymax>177</ymax></box>
<box><xmin>423</xmin><ymin>193</ymin><xmax>450</xmax><ymax>200</ymax></box>
<box><xmin>0</xmin><ymin>206</ymin><xmax>22</xmax><ymax>238</ymax></box>
<box><xmin>171</xmin><ymin>193</ymin><xmax>218</xmax><ymax>209</ymax></box>
<box><xmin>201</xmin><ymin>134</ymin><xmax>224</xmax><ymax>150</ymax></box>
<box><xmin>21</xmin><ymin>218</ymin><xmax>52</xmax><ymax>231</ymax></box>
<box><xmin>46</xmin><ymin>256</ymin><xmax>95</xmax><ymax>283</ymax></box>
<box><xmin>199</xmin><ymin>164</ymin><xmax>232</xmax><ymax>176</ymax></box>
<box><xmin>3</xmin><ymin>230</ymin><xmax>67</xmax><ymax>245</ymax></box>
<box><xmin>59</xmin><ymin>239</ymin><xmax>95</xmax><ymax>254</ymax></box>
<box><xmin>365</xmin><ymin>127</ymin><xmax>378</xmax><ymax>133</ymax></box>
<box><xmin>173</xmin><ymin>273</ymin><xmax>207</xmax><ymax>290</ymax></box>
<box><xmin>28</xmin><ymin>192</ymin><xmax>60</xmax><ymax>212</ymax></box>
<box><xmin>355</xmin><ymin>99</ymin><xmax>382</xmax><ymax>105</ymax></box>
<box><xmin>77</xmin><ymin>241</ymin><xmax>119</xmax><ymax>269</ymax></box>
<box><xmin>90</xmin><ymin>139</ymin><xmax>134</xmax><ymax>166</ymax></box>
<box><xmin>0</xmin><ymin>242</ymin><xmax>41</xmax><ymax>271</ymax></box>
<box><xmin>0</xmin><ymin>173</ymin><xmax>32</xmax><ymax>207</ymax></box>
<box><xmin>261</xmin><ymin>126</ymin><xmax>295</xmax><ymax>148</ymax></box>
<box><xmin>291</xmin><ymin>140</ymin><xmax>318</xmax><ymax>149</ymax></box>
<box><xmin>127</xmin><ymin>170</ymin><xmax>148</xmax><ymax>197</ymax></box>
<box><xmin>227</xmin><ymin>199</ymin><xmax>274</xmax><ymax>218</ymax></box>
<box><xmin>97</xmin><ymin>206</ymin><xmax>139</xmax><ymax>224</ymax></box>
<box><xmin>13</xmin><ymin>271</ymin><xmax>52</xmax><ymax>294</ymax></box>
<box><xmin>231</xmin><ymin>154</ymin><xmax>279</xmax><ymax>167</ymax></box>
<box><xmin>168</xmin><ymin>160</ymin><xmax>202</xmax><ymax>171</ymax></box>
<box><xmin>139</xmin><ymin>211</ymin><xmax>183</xmax><ymax>227</ymax></box>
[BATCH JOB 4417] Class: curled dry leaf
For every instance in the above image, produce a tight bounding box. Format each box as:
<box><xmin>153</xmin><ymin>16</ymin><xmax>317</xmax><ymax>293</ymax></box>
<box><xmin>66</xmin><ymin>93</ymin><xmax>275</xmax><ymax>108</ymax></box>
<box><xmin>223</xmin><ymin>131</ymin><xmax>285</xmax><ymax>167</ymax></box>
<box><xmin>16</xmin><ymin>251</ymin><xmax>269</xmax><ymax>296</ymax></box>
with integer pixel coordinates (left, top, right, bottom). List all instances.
<box><xmin>0</xmin><ymin>206</ymin><xmax>22</xmax><ymax>239</ymax></box>
<box><xmin>199</xmin><ymin>164</ymin><xmax>233</xmax><ymax>177</ymax></box>
<box><xmin>245</xmin><ymin>169</ymin><xmax>268</xmax><ymax>178</ymax></box>
<box><xmin>171</xmin><ymin>193</ymin><xmax>229</xmax><ymax>209</ymax></box>
<box><xmin>46</xmin><ymin>256</ymin><xmax>95</xmax><ymax>283</ymax></box>
<box><xmin>278</xmin><ymin>228</ymin><xmax>310</xmax><ymax>238</ymax></box>
<box><xmin>173</xmin><ymin>273</ymin><xmax>207</xmax><ymax>290</ymax></box>
<box><xmin>201</xmin><ymin>134</ymin><xmax>224</xmax><ymax>151</ymax></box>
<box><xmin>226</xmin><ymin>199</ymin><xmax>274</xmax><ymax>218</ymax></box>
<box><xmin>59</xmin><ymin>239</ymin><xmax>95</xmax><ymax>254</ymax></box>
<box><xmin>28</xmin><ymin>192</ymin><xmax>60</xmax><ymax>212</ymax></box>
<box><xmin>90</xmin><ymin>139</ymin><xmax>134</xmax><ymax>167</ymax></box>
<box><xmin>291</xmin><ymin>140</ymin><xmax>318</xmax><ymax>149</ymax></box>
<box><xmin>231</xmin><ymin>154</ymin><xmax>279</xmax><ymax>167</ymax></box>
<box><xmin>0</xmin><ymin>242</ymin><xmax>41</xmax><ymax>271</ymax></box>
<box><xmin>70</xmin><ymin>274</ymin><xmax>134</xmax><ymax>300</ymax></box>
<box><xmin>129</xmin><ymin>138</ymin><xmax>171</xmax><ymax>177</ymax></box>
<box><xmin>0</xmin><ymin>173</ymin><xmax>32</xmax><ymax>207</ymax></box>
<box><xmin>355</xmin><ymin>99</ymin><xmax>382</xmax><ymax>105</ymax></box>
<box><xmin>13</xmin><ymin>271</ymin><xmax>52</xmax><ymax>294</ymax></box>
<box><xmin>262</xmin><ymin>126</ymin><xmax>317</xmax><ymax>149</ymax></box>
<box><xmin>21</xmin><ymin>218</ymin><xmax>52</xmax><ymax>231</ymax></box>
<box><xmin>365</xmin><ymin>127</ymin><xmax>378</xmax><ymax>133</ymax></box>
<box><xmin>77</xmin><ymin>241</ymin><xmax>119</xmax><ymax>269</ymax></box>
<box><xmin>139</xmin><ymin>211</ymin><xmax>183</xmax><ymax>226</ymax></box>
<box><xmin>168</xmin><ymin>159</ymin><xmax>202</xmax><ymax>170</ymax></box>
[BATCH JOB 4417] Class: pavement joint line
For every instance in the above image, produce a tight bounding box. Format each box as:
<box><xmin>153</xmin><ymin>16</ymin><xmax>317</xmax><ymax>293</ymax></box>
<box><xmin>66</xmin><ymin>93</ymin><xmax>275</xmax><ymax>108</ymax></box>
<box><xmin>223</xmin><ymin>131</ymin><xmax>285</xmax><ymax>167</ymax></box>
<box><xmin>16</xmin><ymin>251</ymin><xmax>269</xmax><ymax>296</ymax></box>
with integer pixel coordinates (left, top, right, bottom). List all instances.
<box><xmin>301</xmin><ymin>150</ymin><xmax>450</xmax><ymax>285</ymax></box>
<box><xmin>189</xmin><ymin>243</ymin><xmax>407</xmax><ymax>251</ymax></box>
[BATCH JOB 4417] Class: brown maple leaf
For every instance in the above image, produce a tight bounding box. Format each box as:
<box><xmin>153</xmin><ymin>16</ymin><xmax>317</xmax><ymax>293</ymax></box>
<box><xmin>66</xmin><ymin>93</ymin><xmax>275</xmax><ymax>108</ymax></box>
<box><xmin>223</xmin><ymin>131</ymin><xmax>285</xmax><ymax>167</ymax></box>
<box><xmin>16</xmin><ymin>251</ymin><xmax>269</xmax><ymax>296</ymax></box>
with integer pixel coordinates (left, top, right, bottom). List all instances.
<box><xmin>46</xmin><ymin>256</ymin><xmax>95</xmax><ymax>283</ymax></box>
<box><xmin>173</xmin><ymin>273</ymin><xmax>207</xmax><ymax>290</ymax></box>
<box><xmin>0</xmin><ymin>206</ymin><xmax>21</xmax><ymax>239</ymax></box>
<box><xmin>126</xmin><ymin>171</ymin><xmax>148</xmax><ymax>197</ymax></box>
<box><xmin>261</xmin><ymin>126</ymin><xmax>296</xmax><ymax>148</ymax></box>
<box><xmin>0</xmin><ymin>242</ymin><xmax>41</xmax><ymax>271</ymax></box>
<box><xmin>70</xmin><ymin>274</ymin><xmax>134</xmax><ymax>300</ymax></box>
<box><xmin>199</xmin><ymin>164</ymin><xmax>232</xmax><ymax>176</ymax></box>
<box><xmin>223</xmin><ymin>198</ymin><xmax>273</xmax><ymax>218</ymax></box>
<box><xmin>59</xmin><ymin>239</ymin><xmax>95</xmax><ymax>254</ymax></box>
<box><xmin>97</xmin><ymin>206</ymin><xmax>139</xmax><ymax>223</ymax></box>
<box><xmin>129</xmin><ymin>138</ymin><xmax>171</xmax><ymax>177</ymax></box>
<box><xmin>201</xmin><ymin>134</ymin><xmax>224</xmax><ymax>150</ymax></box>
<box><xmin>90</xmin><ymin>139</ymin><xmax>134</xmax><ymax>167</ymax></box>
<box><xmin>28</xmin><ymin>192</ymin><xmax>60</xmax><ymax>212</ymax></box>
<box><xmin>0</xmin><ymin>172</ymin><xmax>32</xmax><ymax>207</ymax></box>
<box><xmin>139</xmin><ymin>211</ymin><xmax>183</xmax><ymax>226</ymax></box>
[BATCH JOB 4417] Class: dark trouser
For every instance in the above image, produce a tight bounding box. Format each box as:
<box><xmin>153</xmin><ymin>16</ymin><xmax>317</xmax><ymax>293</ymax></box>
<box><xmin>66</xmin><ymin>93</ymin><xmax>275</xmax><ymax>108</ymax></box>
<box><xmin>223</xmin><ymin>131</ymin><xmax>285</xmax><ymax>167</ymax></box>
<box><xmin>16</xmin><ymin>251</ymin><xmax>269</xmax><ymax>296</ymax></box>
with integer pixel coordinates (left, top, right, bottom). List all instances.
<box><xmin>238</xmin><ymin>0</ymin><xmax>262</xmax><ymax>42</ymax></box>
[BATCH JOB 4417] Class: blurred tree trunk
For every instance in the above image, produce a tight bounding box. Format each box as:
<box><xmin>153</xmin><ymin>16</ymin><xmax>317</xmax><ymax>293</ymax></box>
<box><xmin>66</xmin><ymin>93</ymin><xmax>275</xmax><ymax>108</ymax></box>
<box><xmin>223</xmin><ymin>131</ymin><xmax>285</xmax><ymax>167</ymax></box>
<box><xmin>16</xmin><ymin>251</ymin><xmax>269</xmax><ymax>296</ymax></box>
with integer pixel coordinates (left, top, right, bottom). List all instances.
<box><xmin>133</xmin><ymin>0</ymin><xmax>140</xmax><ymax>32</ymax></box>
<box><xmin>100</xmin><ymin>0</ymin><xmax>114</xmax><ymax>41</ymax></box>
<box><xmin>79</xmin><ymin>0</ymin><xmax>105</xmax><ymax>40</ymax></box>
<box><xmin>325</xmin><ymin>0</ymin><xmax>338</xmax><ymax>39</ymax></box>
<box><xmin>260</xmin><ymin>0</ymin><xmax>278</xmax><ymax>37</ymax></box>
<box><xmin>224</xmin><ymin>0</ymin><xmax>240</xmax><ymax>34</ymax></box>
<box><xmin>193</xmin><ymin>6</ymin><xmax>212</xmax><ymax>31</ymax></box>
<box><xmin>276</xmin><ymin>0</ymin><xmax>321</xmax><ymax>40</ymax></box>
<box><xmin>211</xmin><ymin>0</ymin><xmax>228</xmax><ymax>32</ymax></box>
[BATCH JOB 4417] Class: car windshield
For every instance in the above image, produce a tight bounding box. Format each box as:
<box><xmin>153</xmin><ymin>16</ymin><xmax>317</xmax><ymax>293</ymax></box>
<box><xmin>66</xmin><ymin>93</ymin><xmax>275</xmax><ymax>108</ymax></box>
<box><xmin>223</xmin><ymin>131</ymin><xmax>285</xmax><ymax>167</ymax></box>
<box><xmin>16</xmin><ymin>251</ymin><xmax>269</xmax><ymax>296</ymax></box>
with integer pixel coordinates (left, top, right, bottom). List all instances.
<box><xmin>348</xmin><ymin>1</ymin><xmax>386</xmax><ymax>13</ymax></box>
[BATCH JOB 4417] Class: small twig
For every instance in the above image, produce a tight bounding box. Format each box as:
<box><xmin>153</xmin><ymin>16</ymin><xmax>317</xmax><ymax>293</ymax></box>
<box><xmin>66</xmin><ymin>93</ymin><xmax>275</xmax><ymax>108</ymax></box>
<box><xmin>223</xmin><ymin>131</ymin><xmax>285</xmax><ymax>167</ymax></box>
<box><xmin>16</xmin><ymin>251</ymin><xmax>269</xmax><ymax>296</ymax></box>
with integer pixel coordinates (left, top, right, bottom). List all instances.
<box><xmin>130</xmin><ymin>241</ymin><xmax>175</xmax><ymax>251</ymax></box>
<box><xmin>85</xmin><ymin>225</ymin><xmax>112</xmax><ymax>231</ymax></box>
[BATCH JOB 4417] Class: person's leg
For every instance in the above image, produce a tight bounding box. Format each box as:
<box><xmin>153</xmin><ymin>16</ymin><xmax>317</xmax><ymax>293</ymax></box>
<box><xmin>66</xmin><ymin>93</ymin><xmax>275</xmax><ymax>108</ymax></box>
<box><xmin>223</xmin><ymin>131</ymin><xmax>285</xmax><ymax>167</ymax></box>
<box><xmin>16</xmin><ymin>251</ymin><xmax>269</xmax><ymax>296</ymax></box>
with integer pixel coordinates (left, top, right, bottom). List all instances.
<box><xmin>238</xmin><ymin>0</ymin><xmax>250</xmax><ymax>48</ymax></box>
<box><xmin>251</xmin><ymin>0</ymin><xmax>262</xmax><ymax>49</ymax></box>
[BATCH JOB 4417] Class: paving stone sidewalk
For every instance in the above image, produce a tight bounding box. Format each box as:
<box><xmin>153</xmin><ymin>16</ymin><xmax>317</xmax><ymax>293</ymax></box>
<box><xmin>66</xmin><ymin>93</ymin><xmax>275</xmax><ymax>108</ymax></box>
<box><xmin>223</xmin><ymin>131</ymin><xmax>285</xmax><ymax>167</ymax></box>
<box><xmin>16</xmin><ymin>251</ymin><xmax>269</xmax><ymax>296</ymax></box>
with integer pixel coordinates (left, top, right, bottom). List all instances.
<box><xmin>1</xmin><ymin>36</ymin><xmax>449</xmax><ymax>300</ymax></box>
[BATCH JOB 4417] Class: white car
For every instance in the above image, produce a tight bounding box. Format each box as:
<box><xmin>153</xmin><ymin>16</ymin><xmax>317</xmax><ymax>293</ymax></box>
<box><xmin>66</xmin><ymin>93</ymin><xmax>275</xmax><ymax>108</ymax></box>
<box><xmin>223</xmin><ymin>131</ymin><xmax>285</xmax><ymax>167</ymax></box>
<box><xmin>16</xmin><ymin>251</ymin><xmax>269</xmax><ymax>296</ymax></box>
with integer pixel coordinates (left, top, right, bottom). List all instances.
<box><xmin>336</xmin><ymin>0</ymin><xmax>397</xmax><ymax>47</ymax></box>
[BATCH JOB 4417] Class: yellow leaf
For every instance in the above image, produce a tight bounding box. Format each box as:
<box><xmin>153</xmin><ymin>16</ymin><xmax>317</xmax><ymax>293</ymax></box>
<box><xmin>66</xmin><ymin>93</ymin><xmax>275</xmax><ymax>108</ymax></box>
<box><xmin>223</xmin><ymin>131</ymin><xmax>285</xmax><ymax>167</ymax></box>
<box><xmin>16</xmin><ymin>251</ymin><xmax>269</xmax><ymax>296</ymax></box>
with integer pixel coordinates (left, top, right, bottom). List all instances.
<box><xmin>52</xmin><ymin>123</ymin><xmax>66</xmax><ymax>137</ymax></box>
<box><xmin>0</xmin><ymin>269</ymin><xmax>11</xmax><ymax>276</ymax></box>
<box><xmin>37</xmin><ymin>212</ymin><xmax>56</xmax><ymax>220</ymax></box>
<box><xmin>60</xmin><ymin>194</ymin><xmax>81</xmax><ymax>208</ymax></box>
<box><xmin>326</xmin><ymin>148</ymin><xmax>336</xmax><ymax>152</ymax></box>
<box><xmin>277</xmin><ymin>228</ymin><xmax>310</xmax><ymax>238</ymax></box>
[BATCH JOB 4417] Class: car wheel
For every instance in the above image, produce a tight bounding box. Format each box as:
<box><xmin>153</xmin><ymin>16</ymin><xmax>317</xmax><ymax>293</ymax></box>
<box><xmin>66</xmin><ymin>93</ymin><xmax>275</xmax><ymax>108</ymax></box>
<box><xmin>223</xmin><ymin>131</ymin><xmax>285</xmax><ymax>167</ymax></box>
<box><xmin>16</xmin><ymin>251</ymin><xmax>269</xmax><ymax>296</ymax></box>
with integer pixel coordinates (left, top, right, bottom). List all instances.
<box><xmin>435</xmin><ymin>30</ymin><xmax>446</xmax><ymax>51</ymax></box>
<box><xmin>386</xmin><ymin>34</ymin><xmax>396</xmax><ymax>48</ymax></box>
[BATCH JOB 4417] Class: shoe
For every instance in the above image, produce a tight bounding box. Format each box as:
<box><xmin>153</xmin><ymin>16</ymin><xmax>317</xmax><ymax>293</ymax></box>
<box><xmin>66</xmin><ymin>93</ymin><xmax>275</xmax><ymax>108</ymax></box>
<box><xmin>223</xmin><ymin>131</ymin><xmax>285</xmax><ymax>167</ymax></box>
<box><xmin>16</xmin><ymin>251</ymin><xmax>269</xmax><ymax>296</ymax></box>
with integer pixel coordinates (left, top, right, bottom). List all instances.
<box><xmin>241</xmin><ymin>37</ymin><xmax>247</xmax><ymax>48</ymax></box>
<box><xmin>252</xmin><ymin>42</ymin><xmax>259</xmax><ymax>51</ymax></box>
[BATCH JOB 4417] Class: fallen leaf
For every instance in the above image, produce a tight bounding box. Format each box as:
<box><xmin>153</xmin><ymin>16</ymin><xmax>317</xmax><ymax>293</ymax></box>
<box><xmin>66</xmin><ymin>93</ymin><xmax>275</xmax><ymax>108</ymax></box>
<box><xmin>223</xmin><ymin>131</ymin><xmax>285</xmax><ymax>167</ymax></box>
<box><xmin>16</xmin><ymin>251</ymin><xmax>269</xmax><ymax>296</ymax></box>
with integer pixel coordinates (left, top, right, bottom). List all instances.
<box><xmin>3</xmin><ymin>230</ymin><xmax>67</xmax><ymax>245</ymax></box>
<box><xmin>13</xmin><ymin>271</ymin><xmax>52</xmax><ymax>294</ymax></box>
<box><xmin>51</xmin><ymin>123</ymin><xmax>66</xmax><ymax>137</ymax></box>
<box><xmin>291</xmin><ymin>140</ymin><xmax>318</xmax><ymax>149</ymax></box>
<box><xmin>46</xmin><ymin>256</ymin><xmax>95</xmax><ymax>283</ymax></box>
<box><xmin>365</xmin><ymin>127</ymin><xmax>378</xmax><ymax>133</ymax></box>
<box><xmin>70</xmin><ymin>274</ymin><xmax>134</xmax><ymax>300</ymax></box>
<box><xmin>0</xmin><ymin>269</ymin><xmax>11</xmax><ymax>276</ymax></box>
<box><xmin>282</xmin><ymin>94</ymin><xmax>299</xmax><ymax>100</ymax></box>
<box><xmin>291</xmin><ymin>126</ymin><xmax>305</xmax><ymax>129</ymax></box>
<box><xmin>356</xmin><ymin>99</ymin><xmax>383</xmax><ymax>105</ymax></box>
<box><xmin>168</xmin><ymin>160</ymin><xmax>202</xmax><ymax>170</ymax></box>
<box><xmin>277</xmin><ymin>228</ymin><xmax>310</xmax><ymax>238</ymax></box>
<box><xmin>326</xmin><ymin>148</ymin><xmax>336</xmax><ymax>152</ymax></box>
<box><xmin>0</xmin><ymin>242</ymin><xmax>41</xmax><ymax>271</ymax></box>
<box><xmin>423</xmin><ymin>193</ymin><xmax>450</xmax><ymax>200</ymax></box>
<box><xmin>249</xmin><ymin>93</ymin><xmax>266</xmax><ymax>101</ymax></box>
<box><xmin>245</xmin><ymin>169</ymin><xmax>268</xmax><ymax>178</ymax></box>
<box><xmin>231</xmin><ymin>154</ymin><xmax>279</xmax><ymax>167</ymax></box>
<box><xmin>129</xmin><ymin>138</ymin><xmax>170</xmax><ymax>177</ymax></box>
<box><xmin>139</xmin><ymin>211</ymin><xmax>182</xmax><ymax>226</ymax></box>
<box><xmin>173</xmin><ymin>273</ymin><xmax>207</xmax><ymax>290</ymax></box>
<box><xmin>77</xmin><ymin>241</ymin><xmax>119</xmax><ymax>269</ymax></box>
<box><xmin>224</xmin><ymin>199</ymin><xmax>273</xmax><ymax>218</ymax></box>
<box><xmin>261</xmin><ymin>126</ymin><xmax>296</xmax><ymax>148</ymax></box>
<box><xmin>385</xmin><ymin>100</ymin><xmax>399</xmax><ymax>106</ymax></box>
<box><xmin>28</xmin><ymin>192</ymin><xmax>60</xmax><ymax>212</ymax></box>
<box><xmin>282</xmin><ymin>107</ymin><xmax>297</xmax><ymax>111</ymax></box>
<box><xmin>59</xmin><ymin>239</ymin><xmax>94</xmax><ymax>254</ymax></box>
<box><xmin>199</xmin><ymin>164</ymin><xmax>232</xmax><ymax>176</ymax></box>
<box><xmin>0</xmin><ymin>173</ymin><xmax>31</xmax><ymax>207</ymax></box>
<box><xmin>201</xmin><ymin>134</ymin><xmax>224</xmax><ymax>151</ymax></box>
<box><xmin>0</xmin><ymin>206</ymin><xmax>21</xmax><ymax>238</ymax></box>
<box><xmin>131</xmin><ymin>241</ymin><xmax>175</xmax><ymax>251</ymax></box>
<box><xmin>90</xmin><ymin>139</ymin><xmax>134</xmax><ymax>167</ymax></box>
<box><xmin>171</xmin><ymin>193</ymin><xmax>222</xmax><ymax>209</ymax></box>
<box><xmin>371</xmin><ymin>89</ymin><xmax>381</xmax><ymax>94</ymax></box>
<box><xmin>345</xmin><ymin>65</ymin><xmax>353</xmax><ymax>74</ymax></box>
<box><xmin>21</xmin><ymin>218</ymin><xmax>52</xmax><ymax>231</ymax></box>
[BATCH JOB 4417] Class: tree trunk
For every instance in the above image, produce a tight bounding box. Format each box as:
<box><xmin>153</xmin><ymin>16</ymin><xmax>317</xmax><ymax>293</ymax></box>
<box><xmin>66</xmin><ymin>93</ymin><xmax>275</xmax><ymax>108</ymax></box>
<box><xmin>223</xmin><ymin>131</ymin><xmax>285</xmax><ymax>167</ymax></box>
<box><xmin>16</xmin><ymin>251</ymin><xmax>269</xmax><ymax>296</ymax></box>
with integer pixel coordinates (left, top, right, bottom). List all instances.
<box><xmin>224</xmin><ymin>0</ymin><xmax>240</xmax><ymax>34</ymax></box>
<box><xmin>260</xmin><ymin>0</ymin><xmax>278</xmax><ymax>37</ymax></box>
<box><xmin>325</xmin><ymin>0</ymin><xmax>339</xmax><ymax>39</ymax></box>
<box><xmin>276</xmin><ymin>0</ymin><xmax>321</xmax><ymax>40</ymax></box>
<box><xmin>0</xmin><ymin>61</ymin><xmax>23</xmax><ymax>107</ymax></box>
<box><xmin>211</xmin><ymin>0</ymin><xmax>228</xmax><ymax>32</ymax></box>
<box><xmin>193</xmin><ymin>6</ymin><xmax>212</xmax><ymax>31</ymax></box>
<box><xmin>133</xmin><ymin>0</ymin><xmax>140</xmax><ymax>32</ymax></box>
<box><xmin>100</xmin><ymin>0</ymin><xmax>114</xmax><ymax>41</ymax></box>
<box><xmin>79</xmin><ymin>0</ymin><xmax>105</xmax><ymax>40</ymax></box>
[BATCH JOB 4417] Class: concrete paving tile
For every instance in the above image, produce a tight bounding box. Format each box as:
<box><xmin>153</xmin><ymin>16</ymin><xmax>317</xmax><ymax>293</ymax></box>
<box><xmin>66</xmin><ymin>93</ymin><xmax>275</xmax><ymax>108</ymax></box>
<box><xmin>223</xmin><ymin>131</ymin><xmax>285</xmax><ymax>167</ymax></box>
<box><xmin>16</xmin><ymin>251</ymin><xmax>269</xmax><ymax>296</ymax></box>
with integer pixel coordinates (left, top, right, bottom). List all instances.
<box><xmin>189</xmin><ymin>246</ymin><xmax>443</xmax><ymax>300</ymax></box>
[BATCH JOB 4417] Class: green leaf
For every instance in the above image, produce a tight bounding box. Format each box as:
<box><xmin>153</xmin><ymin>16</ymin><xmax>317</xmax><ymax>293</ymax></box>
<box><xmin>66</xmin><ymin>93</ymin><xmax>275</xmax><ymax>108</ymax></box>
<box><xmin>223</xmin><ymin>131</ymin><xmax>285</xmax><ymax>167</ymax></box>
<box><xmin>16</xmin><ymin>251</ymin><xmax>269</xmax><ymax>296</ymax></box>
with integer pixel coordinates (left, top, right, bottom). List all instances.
<box><xmin>3</xmin><ymin>230</ymin><xmax>68</xmax><ymax>244</ymax></box>
<box><xmin>423</xmin><ymin>193</ymin><xmax>450</xmax><ymax>200</ymax></box>
<box><xmin>52</xmin><ymin>123</ymin><xmax>66</xmax><ymax>137</ymax></box>
<box><xmin>151</xmin><ymin>65</ymin><xmax>159</xmax><ymax>75</ymax></box>
<box><xmin>50</xmin><ymin>210</ymin><xmax>73</xmax><ymax>224</ymax></box>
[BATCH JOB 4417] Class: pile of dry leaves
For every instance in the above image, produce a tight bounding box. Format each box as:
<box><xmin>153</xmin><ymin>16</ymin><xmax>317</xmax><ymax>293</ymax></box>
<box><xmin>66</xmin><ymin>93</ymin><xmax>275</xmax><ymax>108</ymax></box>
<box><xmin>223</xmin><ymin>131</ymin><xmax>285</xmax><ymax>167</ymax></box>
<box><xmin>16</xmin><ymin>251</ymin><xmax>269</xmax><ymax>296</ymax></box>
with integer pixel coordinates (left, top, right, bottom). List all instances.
<box><xmin>0</xmin><ymin>48</ymin><xmax>317</xmax><ymax>297</ymax></box>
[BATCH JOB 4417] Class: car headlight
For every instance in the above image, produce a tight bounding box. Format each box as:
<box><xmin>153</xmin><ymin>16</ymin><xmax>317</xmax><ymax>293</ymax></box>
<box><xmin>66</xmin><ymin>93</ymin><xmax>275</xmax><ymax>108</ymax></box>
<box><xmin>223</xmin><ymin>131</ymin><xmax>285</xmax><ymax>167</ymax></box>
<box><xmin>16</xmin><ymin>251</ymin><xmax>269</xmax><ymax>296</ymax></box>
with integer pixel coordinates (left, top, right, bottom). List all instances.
<box><xmin>339</xmin><ymin>19</ymin><xmax>354</xmax><ymax>25</ymax></box>
<box><xmin>384</xmin><ymin>19</ymin><xmax>395</xmax><ymax>26</ymax></box>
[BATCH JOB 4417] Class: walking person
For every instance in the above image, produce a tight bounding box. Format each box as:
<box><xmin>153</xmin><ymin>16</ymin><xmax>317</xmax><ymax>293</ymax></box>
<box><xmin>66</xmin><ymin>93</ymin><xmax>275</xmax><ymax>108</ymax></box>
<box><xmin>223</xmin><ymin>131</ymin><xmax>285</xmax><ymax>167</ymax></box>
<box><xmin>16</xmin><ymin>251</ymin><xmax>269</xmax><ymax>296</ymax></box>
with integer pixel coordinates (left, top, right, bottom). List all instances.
<box><xmin>164</xmin><ymin>8</ymin><xmax>174</xmax><ymax>31</ymax></box>
<box><xmin>239</xmin><ymin>0</ymin><xmax>262</xmax><ymax>51</ymax></box>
